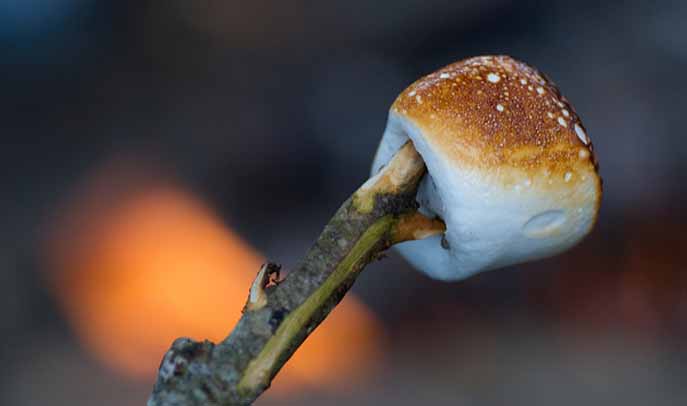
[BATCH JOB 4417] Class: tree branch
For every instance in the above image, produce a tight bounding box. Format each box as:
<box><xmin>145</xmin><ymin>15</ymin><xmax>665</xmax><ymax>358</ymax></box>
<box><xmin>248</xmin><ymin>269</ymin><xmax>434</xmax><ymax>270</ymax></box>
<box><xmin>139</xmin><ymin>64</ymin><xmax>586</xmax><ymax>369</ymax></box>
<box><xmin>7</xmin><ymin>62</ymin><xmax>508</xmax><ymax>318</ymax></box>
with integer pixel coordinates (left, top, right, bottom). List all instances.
<box><xmin>147</xmin><ymin>142</ymin><xmax>443</xmax><ymax>405</ymax></box>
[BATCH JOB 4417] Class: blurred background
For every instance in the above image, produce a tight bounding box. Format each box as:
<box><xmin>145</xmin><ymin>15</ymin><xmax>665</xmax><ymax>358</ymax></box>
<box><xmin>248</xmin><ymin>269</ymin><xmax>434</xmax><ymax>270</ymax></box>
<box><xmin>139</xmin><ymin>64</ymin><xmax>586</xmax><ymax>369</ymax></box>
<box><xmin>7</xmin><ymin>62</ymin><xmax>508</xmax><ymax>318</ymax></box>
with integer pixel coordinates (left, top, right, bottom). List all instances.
<box><xmin>2</xmin><ymin>0</ymin><xmax>686</xmax><ymax>405</ymax></box>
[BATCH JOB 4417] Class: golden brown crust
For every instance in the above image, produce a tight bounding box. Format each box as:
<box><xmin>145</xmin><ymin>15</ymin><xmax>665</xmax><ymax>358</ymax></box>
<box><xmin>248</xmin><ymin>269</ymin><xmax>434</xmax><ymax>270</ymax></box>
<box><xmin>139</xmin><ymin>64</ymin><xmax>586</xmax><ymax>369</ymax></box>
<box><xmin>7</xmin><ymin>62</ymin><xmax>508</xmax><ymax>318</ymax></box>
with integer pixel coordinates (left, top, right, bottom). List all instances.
<box><xmin>391</xmin><ymin>56</ymin><xmax>599</xmax><ymax>176</ymax></box>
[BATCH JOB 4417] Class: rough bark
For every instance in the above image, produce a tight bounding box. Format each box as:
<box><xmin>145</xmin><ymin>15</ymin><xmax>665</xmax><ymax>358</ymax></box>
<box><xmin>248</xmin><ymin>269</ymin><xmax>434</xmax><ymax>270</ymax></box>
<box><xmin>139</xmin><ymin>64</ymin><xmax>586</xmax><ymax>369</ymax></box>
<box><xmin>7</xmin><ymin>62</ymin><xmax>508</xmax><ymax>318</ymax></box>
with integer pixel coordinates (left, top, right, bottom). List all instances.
<box><xmin>148</xmin><ymin>143</ymin><xmax>443</xmax><ymax>405</ymax></box>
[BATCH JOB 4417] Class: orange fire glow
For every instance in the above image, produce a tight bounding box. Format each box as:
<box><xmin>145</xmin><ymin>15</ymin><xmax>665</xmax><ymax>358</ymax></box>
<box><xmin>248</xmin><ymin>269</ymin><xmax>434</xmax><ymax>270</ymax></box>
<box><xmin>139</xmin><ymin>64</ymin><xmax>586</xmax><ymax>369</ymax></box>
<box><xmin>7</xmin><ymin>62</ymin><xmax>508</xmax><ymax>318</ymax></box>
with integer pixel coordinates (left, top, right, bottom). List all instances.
<box><xmin>45</xmin><ymin>164</ymin><xmax>383</xmax><ymax>393</ymax></box>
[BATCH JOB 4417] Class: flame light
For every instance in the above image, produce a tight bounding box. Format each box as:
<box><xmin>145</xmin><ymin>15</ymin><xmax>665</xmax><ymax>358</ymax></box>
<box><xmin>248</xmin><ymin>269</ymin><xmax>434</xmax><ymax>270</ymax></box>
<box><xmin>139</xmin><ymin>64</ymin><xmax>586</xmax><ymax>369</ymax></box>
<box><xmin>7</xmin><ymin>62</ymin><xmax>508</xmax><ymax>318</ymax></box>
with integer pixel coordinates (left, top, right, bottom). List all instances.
<box><xmin>45</xmin><ymin>162</ymin><xmax>383</xmax><ymax>393</ymax></box>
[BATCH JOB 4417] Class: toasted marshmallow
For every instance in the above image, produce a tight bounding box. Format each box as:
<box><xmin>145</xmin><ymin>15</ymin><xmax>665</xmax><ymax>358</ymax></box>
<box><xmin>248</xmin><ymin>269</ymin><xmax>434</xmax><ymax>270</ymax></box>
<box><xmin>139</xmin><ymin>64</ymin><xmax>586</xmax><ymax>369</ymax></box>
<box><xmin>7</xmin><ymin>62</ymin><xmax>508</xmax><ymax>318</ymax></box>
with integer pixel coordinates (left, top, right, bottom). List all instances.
<box><xmin>372</xmin><ymin>56</ymin><xmax>601</xmax><ymax>281</ymax></box>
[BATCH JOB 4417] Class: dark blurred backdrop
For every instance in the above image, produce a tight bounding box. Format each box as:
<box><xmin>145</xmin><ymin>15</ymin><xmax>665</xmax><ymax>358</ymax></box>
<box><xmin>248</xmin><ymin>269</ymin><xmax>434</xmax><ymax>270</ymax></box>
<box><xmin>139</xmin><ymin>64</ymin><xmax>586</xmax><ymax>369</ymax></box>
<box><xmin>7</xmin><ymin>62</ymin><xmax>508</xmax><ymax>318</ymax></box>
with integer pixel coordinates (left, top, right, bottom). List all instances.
<box><xmin>2</xmin><ymin>0</ymin><xmax>686</xmax><ymax>405</ymax></box>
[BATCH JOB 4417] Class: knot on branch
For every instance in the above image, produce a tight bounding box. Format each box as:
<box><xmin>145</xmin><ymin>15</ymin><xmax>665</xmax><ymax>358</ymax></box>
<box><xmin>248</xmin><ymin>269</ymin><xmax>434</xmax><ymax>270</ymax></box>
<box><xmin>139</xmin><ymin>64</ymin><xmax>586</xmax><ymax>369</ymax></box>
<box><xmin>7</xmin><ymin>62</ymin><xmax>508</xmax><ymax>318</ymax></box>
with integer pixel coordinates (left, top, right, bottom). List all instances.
<box><xmin>157</xmin><ymin>338</ymin><xmax>215</xmax><ymax>382</ymax></box>
<box><xmin>148</xmin><ymin>339</ymin><xmax>223</xmax><ymax>406</ymax></box>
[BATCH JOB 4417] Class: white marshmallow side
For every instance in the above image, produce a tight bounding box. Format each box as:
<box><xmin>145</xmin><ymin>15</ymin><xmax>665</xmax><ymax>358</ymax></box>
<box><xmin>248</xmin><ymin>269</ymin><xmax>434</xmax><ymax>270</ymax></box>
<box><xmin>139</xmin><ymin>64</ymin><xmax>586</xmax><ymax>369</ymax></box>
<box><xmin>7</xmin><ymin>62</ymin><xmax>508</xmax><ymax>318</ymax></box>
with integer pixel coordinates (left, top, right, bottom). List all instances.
<box><xmin>372</xmin><ymin>112</ymin><xmax>598</xmax><ymax>281</ymax></box>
